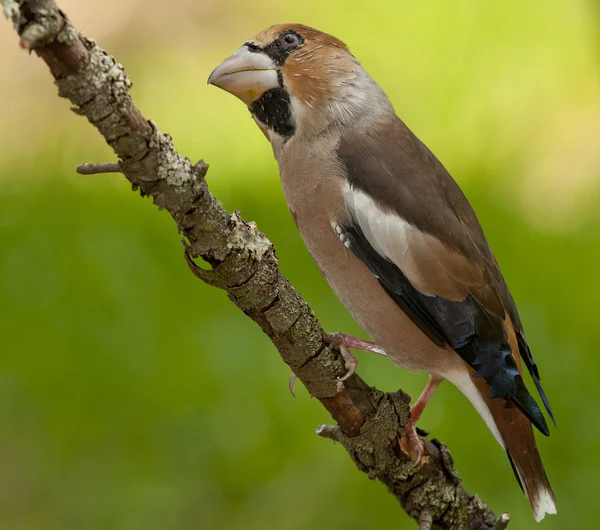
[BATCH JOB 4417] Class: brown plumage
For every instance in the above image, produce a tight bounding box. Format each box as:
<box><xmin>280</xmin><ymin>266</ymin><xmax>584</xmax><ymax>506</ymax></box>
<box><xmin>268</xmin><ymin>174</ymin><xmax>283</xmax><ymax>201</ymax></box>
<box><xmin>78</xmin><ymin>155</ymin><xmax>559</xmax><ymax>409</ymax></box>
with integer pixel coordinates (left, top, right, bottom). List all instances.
<box><xmin>471</xmin><ymin>314</ymin><xmax>554</xmax><ymax>521</ymax></box>
<box><xmin>209</xmin><ymin>23</ymin><xmax>556</xmax><ymax>521</ymax></box>
<box><xmin>249</xmin><ymin>24</ymin><xmax>351</xmax><ymax>104</ymax></box>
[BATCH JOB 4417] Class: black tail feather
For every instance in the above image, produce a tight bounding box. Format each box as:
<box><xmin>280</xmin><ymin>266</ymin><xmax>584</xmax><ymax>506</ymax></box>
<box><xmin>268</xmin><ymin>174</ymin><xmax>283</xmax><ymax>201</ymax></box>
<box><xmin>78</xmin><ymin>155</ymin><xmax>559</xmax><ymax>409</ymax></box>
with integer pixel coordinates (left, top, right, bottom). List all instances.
<box><xmin>512</xmin><ymin>376</ymin><xmax>550</xmax><ymax>436</ymax></box>
<box><xmin>516</xmin><ymin>333</ymin><xmax>556</xmax><ymax>427</ymax></box>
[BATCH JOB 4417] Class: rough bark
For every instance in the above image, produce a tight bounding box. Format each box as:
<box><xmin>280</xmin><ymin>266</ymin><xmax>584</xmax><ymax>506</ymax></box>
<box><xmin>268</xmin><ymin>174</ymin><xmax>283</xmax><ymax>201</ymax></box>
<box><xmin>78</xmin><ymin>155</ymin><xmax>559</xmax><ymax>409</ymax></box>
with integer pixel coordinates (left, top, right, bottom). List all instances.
<box><xmin>1</xmin><ymin>2</ymin><xmax>509</xmax><ymax>528</ymax></box>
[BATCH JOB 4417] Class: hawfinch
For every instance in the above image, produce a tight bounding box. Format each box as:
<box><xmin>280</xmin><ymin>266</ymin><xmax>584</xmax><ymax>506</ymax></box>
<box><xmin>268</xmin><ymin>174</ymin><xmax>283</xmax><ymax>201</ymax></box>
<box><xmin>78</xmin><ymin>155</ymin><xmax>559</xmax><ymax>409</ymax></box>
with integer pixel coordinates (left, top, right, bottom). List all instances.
<box><xmin>209</xmin><ymin>24</ymin><xmax>556</xmax><ymax>521</ymax></box>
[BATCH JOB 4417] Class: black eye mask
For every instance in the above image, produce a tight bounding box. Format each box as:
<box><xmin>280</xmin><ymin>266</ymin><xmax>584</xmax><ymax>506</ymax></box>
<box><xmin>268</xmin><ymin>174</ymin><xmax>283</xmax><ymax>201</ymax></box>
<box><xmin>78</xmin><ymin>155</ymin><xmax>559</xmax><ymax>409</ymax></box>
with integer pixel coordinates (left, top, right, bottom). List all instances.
<box><xmin>244</xmin><ymin>30</ymin><xmax>305</xmax><ymax>67</ymax></box>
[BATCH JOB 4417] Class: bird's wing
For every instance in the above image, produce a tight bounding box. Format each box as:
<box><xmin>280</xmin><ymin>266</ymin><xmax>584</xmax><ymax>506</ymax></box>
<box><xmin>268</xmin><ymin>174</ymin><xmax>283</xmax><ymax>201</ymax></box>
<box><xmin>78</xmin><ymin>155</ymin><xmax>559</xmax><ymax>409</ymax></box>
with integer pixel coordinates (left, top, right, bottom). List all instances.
<box><xmin>336</xmin><ymin>117</ymin><xmax>554</xmax><ymax>435</ymax></box>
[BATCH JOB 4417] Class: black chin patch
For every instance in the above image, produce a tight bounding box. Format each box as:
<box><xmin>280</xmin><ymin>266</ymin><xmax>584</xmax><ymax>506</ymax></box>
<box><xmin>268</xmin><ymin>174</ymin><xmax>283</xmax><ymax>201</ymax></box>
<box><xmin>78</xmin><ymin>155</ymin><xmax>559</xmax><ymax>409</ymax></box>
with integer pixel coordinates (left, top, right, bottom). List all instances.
<box><xmin>249</xmin><ymin>88</ymin><xmax>295</xmax><ymax>140</ymax></box>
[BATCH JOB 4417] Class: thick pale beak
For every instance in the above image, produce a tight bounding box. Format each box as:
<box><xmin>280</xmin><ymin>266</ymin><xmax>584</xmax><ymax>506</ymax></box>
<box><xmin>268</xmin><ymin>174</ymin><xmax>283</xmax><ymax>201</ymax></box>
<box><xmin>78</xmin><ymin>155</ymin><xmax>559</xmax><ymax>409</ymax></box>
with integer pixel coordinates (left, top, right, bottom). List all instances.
<box><xmin>208</xmin><ymin>46</ymin><xmax>279</xmax><ymax>104</ymax></box>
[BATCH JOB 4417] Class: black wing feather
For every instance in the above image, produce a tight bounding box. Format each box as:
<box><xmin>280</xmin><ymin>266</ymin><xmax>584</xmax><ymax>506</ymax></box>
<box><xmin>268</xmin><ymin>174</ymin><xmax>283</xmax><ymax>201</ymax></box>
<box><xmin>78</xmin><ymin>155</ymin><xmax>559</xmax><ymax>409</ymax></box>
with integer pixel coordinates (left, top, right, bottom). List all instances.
<box><xmin>337</xmin><ymin>117</ymin><xmax>554</xmax><ymax>435</ymax></box>
<box><xmin>342</xmin><ymin>223</ymin><xmax>550</xmax><ymax>436</ymax></box>
<box><xmin>516</xmin><ymin>331</ymin><xmax>557</xmax><ymax>426</ymax></box>
<box><xmin>504</xmin><ymin>288</ymin><xmax>557</xmax><ymax>425</ymax></box>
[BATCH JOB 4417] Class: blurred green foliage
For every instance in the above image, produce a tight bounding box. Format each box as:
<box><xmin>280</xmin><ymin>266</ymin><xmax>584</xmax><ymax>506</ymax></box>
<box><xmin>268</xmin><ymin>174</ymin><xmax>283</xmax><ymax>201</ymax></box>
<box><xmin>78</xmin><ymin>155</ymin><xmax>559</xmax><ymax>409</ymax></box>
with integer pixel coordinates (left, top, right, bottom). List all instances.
<box><xmin>1</xmin><ymin>1</ymin><xmax>599</xmax><ymax>529</ymax></box>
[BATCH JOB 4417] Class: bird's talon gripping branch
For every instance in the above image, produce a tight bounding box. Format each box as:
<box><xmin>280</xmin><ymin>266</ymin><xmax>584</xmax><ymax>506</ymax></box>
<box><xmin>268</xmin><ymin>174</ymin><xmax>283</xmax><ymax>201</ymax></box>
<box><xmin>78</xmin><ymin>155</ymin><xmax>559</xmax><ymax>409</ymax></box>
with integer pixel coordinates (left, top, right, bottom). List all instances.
<box><xmin>399</xmin><ymin>375</ymin><xmax>443</xmax><ymax>462</ymax></box>
<box><xmin>288</xmin><ymin>335</ymin><xmax>366</xmax><ymax>395</ymax></box>
<box><xmin>328</xmin><ymin>332</ymin><xmax>387</xmax><ymax>381</ymax></box>
<box><xmin>288</xmin><ymin>371</ymin><xmax>298</xmax><ymax>397</ymax></box>
<box><xmin>336</xmin><ymin>343</ymin><xmax>358</xmax><ymax>382</ymax></box>
<box><xmin>329</xmin><ymin>332</ymin><xmax>387</xmax><ymax>357</ymax></box>
<box><xmin>400</xmin><ymin>421</ymin><xmax>425</xmax><ymax>463</ymax></box>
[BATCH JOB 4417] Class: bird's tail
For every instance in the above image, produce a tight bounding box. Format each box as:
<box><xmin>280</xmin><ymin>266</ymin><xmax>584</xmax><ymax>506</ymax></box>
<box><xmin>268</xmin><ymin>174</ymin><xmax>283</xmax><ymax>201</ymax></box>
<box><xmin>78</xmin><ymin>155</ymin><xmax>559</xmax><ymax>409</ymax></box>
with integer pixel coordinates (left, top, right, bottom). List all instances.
<box><xmin>490</xmin><ymin>387</ymin><xmax>556</xmax><ymax>520</ymax></box>
<box><xmin>507</xmin><ymin>437</ymin><xmax>557</xmax><ymax>522</ymax></box>
<box><xmin>446</xmin><ymin>363</ymin><xmax>557</xmax><ymax>521</ymax></box>
<box><xmin>470</xmin><ymin>372</ymin><xmax>557</xmax><ymax>522</ymax></box>
<box><xmin>444</xmin><ymin>309</ymin><xmax>556</xmax><ymax>521</ymax></box>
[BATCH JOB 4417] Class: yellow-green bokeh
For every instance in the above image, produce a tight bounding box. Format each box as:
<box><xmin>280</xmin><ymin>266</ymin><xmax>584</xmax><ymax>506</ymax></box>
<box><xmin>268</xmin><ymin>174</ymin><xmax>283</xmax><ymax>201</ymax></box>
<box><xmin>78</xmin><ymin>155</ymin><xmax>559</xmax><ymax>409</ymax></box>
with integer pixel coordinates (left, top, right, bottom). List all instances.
<box><xmin>1</xmin><ymin>1</ymin><xmax>599</xmax><ymax>528</ymax></box>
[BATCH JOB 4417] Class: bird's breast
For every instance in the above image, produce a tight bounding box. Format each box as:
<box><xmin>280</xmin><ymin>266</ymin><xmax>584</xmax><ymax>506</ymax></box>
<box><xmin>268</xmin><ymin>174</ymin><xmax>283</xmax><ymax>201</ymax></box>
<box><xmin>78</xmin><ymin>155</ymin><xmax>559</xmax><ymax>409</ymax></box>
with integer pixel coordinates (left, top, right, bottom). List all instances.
<box><xmin>277</xmin><ymin>153</ymin><xmax>458</xmax><ymax>375</ymax></box>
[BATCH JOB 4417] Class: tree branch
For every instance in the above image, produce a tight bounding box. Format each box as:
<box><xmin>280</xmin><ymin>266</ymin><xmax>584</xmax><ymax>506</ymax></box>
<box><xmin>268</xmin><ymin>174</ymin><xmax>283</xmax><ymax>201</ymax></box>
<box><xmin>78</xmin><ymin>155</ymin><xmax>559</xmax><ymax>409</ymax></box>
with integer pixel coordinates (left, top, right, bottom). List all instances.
<box><xmin>419</xmin><ymin>510</ymin><xmax>434</xmax><ymax>530</ymax></box>
<box><xmin>76</xmin><ymin>161</ymin><xmax>121</xmax><ymax>175</ymax></box>
<box><xmin>493</xmin><ymin>513</ymin><xmax>511</xmax><ymax>530</ymax></box>
<box><xmin>2</xmin><ymin>2</ymin><xmax>509</xmax><ymax>528</ymax></box>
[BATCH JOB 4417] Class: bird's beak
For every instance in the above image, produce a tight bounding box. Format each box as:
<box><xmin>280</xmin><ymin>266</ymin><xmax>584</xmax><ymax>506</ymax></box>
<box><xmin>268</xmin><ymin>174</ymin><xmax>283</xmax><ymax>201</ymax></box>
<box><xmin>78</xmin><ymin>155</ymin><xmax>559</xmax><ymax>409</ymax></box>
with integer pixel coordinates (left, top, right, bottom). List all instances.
<box><xmin>208</xmin><ymin>46</ymin><xmax>279</xmax><ymax>105</ymax></box>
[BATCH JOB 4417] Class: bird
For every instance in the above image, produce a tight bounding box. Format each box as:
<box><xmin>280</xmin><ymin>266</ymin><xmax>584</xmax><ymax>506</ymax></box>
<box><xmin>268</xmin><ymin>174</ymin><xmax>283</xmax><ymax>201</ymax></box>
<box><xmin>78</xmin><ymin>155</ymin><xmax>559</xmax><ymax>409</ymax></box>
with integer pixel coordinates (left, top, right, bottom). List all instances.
<box><xmin>208</xmin><ymin>24</ymin><xmax>556</xmax><ymax>522</ymax></box>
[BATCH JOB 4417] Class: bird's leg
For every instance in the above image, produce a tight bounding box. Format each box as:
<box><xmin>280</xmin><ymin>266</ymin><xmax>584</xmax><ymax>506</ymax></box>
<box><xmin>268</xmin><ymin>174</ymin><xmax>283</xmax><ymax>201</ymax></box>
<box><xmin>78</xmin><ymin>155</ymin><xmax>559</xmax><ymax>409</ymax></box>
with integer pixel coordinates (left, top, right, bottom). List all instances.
<box><xmin>410</xmin><ymin>375</ymin><xmax>443</xmax><ymax>423</ymax></box>
<box><xmin>329</xmin><ymin>332</ymin><xmax>387</xmax><ymax>382</ymax></box>
<box><xmin>329</xmin><ymin>332</ymin><xmax>387</xmax><ymax>357</ymax></box>
<box><xmin>401</xmin><ymin>375</ymin><xmax>443</xmax><ymax>461</ymax></box>
<box><xmin>288</xmin><ymin>333</ymin><xmax>387</xmax><ymax>395</ymax></box>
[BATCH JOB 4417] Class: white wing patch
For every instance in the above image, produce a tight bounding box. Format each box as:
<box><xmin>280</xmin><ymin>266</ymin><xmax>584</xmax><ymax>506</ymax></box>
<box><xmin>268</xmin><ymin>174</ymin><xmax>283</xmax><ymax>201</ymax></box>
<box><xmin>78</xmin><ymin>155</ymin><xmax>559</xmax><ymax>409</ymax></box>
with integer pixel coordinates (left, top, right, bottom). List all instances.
<box><xmin>345</xmin><ymin>187</ymin><xmax>481</xmax><ymax>301</ymax></box>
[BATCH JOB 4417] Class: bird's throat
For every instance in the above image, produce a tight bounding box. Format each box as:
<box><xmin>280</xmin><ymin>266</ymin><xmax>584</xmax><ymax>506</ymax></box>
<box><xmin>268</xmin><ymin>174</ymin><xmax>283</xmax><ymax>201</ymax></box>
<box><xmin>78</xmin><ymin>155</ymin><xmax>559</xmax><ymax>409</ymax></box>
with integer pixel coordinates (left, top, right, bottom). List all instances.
<box><xmin>249</xmin><ymin>88</ymin><xmax>295</xmax><ymax>140</ymax></box>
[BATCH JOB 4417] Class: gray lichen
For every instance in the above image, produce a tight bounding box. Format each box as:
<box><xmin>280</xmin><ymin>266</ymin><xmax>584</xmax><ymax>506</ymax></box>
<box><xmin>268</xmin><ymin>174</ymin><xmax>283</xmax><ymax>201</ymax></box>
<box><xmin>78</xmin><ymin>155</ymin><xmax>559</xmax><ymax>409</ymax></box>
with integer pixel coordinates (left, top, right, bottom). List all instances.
<box><xmin>1</xmin><ymin>0</ymin><xmax>20</xmax><ymax>28</ymax></box>
<box><xmin>227</xmin><ymin>211</ymin><xmax>273</xmax><ymax>261</ymax></box>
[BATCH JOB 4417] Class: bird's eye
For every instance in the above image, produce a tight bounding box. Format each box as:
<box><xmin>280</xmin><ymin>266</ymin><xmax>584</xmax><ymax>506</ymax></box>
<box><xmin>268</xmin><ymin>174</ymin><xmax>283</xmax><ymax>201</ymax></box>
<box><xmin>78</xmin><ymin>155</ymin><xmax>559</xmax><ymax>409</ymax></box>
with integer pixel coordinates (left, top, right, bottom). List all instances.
<box><xmin>281</xmin><ymin>32</ymin><xmax>300</xmax><ymax>48</ymax></box>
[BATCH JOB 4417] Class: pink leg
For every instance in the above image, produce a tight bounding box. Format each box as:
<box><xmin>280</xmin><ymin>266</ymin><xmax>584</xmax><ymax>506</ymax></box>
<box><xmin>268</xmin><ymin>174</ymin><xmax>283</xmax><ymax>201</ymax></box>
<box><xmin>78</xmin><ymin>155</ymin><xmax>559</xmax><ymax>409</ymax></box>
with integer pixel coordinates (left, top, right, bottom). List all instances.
<box><xmin>330</xmin><ymin>332</ymin><xmax>387</xmax><ymax>382</ymax></box>
<box><xmin>329</xmin><ymin>332</ymin><xmax>387</xmax><ymax>357</ymax></box>
<box><xmin>289</xmin><ymin>333</ymin><xmax>387</xmax><ymax>395</ymax></box>
<box><xmin>410</xmin><ymin>375</ymin><xmax>442</xmax><ymax>423</ymax></box>
<box><xmin>403</xmin><ymin>375</ymin><xmax>443</xmax><ymax>461</ymax></box>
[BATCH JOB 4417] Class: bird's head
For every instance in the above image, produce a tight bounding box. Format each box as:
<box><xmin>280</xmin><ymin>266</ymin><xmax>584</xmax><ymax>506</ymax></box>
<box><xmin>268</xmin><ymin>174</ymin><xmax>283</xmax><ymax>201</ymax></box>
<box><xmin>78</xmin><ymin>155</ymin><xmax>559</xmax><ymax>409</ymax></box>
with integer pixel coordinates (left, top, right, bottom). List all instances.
<box><xmin>208</xmin><ymin>24</ymin><xmax>392</xmax><ymax>144</ymax></box>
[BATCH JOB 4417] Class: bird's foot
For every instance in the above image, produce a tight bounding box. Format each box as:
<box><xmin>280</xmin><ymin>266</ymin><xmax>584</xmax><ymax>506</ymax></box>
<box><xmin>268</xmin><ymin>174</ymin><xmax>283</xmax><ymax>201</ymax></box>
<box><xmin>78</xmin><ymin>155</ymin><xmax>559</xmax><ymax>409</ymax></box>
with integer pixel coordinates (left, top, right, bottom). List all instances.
<box><xmin>329</xmin><ymin>332</ymin><xmax>387</xmax><ymax>357</ymax></box>
<box><xmin>288</xmin><ymin>333</ymin><xmax>386</xmax><ymax>395</ymax></box>
<box><xmin>289</xmin><ymin>372</ymin><xmax>299</xmax><ymax>397</ymax></box>
<box><xmin>287</xmin><ymin>344</ymin><xmax>356</xmax><ymax>395</ymax></box>
<box><xmin>400</xmin><ymin>418</ymin><xmax>425</xmax><ymax>463</ymax></box>
<box><xmin>335</xmin><ymin>342</ymin><xmax>358</xmax><ymax>382</ymax></box>
<box><xmin>329</xmin><ymin>332</ymin><xmax>387</xmax><ymax>382</ymax></box>
<box><xmin>399</xmin><ymin>375</ymin><xmax>444</xmax><ymax>463</ymax></box>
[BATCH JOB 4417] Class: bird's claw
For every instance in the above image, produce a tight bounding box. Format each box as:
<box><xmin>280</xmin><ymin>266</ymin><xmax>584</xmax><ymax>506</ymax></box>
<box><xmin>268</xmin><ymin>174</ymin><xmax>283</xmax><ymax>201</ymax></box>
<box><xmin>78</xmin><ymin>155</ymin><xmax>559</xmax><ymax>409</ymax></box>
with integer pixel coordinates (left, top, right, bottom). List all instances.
<box><xmin>336</xmin><ymin>344</ymin><xmax>358</xmax><ymax>382</ymax></box>
<box><xmin>328</xmin><ymin>333</ymin><xmax>359</xmax><ymax>381</ymax></box>
<box><xmin>329</xmin><ymin>332</ymin><xmax>387</xmax><ymax>357</ymax></box>
<box><xmin>400</xmin><ymin>421</ymin><xmax>426</xmax><ymax>463</ymax></box>
<box><xmin>289</xmin><ymin>372</ymin><xmax>298</xmax><ymax>397</ymax></box>
<box><xmin>288</xmin><ymin>336</ymin><xmax>361</xmax><ymax>396</ymax></box>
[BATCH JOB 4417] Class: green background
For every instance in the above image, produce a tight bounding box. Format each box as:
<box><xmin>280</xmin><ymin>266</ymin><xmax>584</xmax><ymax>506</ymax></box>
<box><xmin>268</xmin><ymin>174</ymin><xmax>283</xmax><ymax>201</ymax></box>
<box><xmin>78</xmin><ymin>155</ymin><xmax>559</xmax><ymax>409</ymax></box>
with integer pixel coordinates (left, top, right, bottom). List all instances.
<box><xmin>1</xmin><ymin>1</ymin><xmax>599</xmax><ymax>528</ymax></box>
